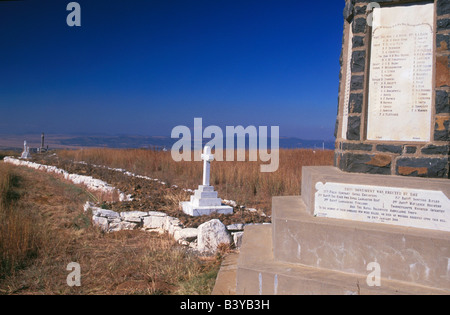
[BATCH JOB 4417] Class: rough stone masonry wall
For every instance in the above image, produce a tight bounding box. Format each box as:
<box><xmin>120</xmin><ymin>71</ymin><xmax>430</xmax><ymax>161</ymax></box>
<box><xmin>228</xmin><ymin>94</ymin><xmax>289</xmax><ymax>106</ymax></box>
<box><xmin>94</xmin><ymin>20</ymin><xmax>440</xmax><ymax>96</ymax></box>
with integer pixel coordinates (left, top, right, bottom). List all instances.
<box><xmin>334</xmin><ymin>0</ymin><xmax>450</xmax><ymax>178</ymax></box>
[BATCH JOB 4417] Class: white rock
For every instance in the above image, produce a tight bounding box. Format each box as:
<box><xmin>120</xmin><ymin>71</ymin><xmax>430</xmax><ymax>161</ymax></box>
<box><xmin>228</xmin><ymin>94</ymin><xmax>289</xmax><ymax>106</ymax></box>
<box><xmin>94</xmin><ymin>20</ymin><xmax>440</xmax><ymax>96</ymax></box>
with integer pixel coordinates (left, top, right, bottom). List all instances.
<box><xmin>143</xmin><ymin>212</ymin><xmax>168</xmax><ymax>230</ymax></box>
<box><xmin>83</xmin><ymin>201</ymin><xmax>94</xmax><ymax>212</ymax></box>
<box><xmin>120</xmin><ymin>211</ymin><xmax>149</xmax><ymax>224</ymax></box>
<box><xmin>92</xmin><ymin>208</ymin><xmax>120</xmax><ymax>219</ymax></box>
<box><xmin>174</xmin><ymin>228</ymin><xmax>198</xmax><ymax>243</ymax></box>
<box><xmin>223</xmin><ymin>199</ymin><xmax>237</xmax><ymax>207</ymax></box>
<box><xmin>92</xmin><ymin>215</ymin><xmax>109</xmax><ymax>232</ymax></box>
<box><xmin>119</xmin><ymin>192</ymin><xmax>134</xmax><ymax>202</ymax></box>
<box><xmin>148</xmin><ymin>211</ymin><xmax>167</xmax><ymax>217</ymax></box>
<box><xmin>108</xmin><ymin>221</ymin><xmax>122</xmax><ymax>232</ymax></box>
<box><xmin>164</xmin><ymin>216</ymin><xmax>183</xmax><ymax>236</ymax></box>
<box><xmin>226</xmin><ymin>223</ymin><xmax>245</xmax><ymax>232</ymax></box>
<box><xmin>120</xmin><ymin>221</ymin><xmax>138</xmax><ymax>230</ymax></box>
<box><xmin>124</xmin><ymin>217</ymin><xmax>142</xmax><ymax>224</ymax></box>
<box><xmin>197</xmin><ymin>219</ymin><xmax>232</xmax><ymax>254</ymax></box>
<box><xmin>233</xmin><ymin>232</ymin><xmax>244</xmax><ymax>249</ymax></box>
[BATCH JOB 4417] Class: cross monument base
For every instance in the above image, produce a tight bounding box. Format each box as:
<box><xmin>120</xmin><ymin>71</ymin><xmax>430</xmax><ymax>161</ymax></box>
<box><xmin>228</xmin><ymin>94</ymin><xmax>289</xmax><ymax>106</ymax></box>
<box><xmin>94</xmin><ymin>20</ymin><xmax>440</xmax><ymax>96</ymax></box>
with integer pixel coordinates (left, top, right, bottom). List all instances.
<box><xmin>181</xmin><ymin>185</ymin><xmax>233</xmax><ymax>217</ymax></box>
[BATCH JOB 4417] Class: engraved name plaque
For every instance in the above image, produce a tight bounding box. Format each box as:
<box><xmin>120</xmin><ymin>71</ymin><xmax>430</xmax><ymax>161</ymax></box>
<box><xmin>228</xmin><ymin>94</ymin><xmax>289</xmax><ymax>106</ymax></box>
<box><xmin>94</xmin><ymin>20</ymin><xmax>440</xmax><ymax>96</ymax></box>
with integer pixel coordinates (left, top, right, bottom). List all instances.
<box><xmin>367</xmin><ymin>3</ymin><xmax>434</xmax><ymax>142</ymax></box>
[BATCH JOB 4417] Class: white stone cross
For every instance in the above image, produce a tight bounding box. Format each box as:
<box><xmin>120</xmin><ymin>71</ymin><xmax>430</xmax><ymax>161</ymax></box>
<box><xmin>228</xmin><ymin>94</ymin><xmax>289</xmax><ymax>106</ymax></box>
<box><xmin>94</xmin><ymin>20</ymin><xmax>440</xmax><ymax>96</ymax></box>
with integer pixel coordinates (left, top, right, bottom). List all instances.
<box><xmin>181</xmin><ymin>145</ymin><xmax>232</xmax><ymax>216</ymax></box>
<box><xmin>21</xmin><ymin>140</ymin><xmax>31</xmax><ymax>159</ymax></box>
<box><xmin>201</xmin><ymin>146</ymin><xmax>214</xmax><ymax>186</ymax></box>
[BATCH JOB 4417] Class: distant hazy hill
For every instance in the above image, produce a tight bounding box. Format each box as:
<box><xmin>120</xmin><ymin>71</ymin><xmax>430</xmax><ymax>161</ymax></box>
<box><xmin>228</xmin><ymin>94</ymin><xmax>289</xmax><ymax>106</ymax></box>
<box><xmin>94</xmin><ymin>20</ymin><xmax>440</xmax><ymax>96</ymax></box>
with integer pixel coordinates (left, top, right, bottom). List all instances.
<box><xmin>58</xmin><ymin>135</ymin><xmax>335</xmax><ymax>150</ymax></box>
<box><xmin>58</xmin><ymin>135</ymin><xmax>171</xmax><ymax>149</ymax></box>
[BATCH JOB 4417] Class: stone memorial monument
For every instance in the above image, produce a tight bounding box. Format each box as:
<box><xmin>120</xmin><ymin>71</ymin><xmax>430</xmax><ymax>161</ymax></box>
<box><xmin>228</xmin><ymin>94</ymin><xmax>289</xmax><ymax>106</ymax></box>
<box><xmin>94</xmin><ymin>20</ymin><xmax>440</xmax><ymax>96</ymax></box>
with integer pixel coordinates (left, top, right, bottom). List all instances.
<box><xmin>236</xmin><ymin>0</ymin><xmax>450</xmax><ymax>295</ymax></box>
<box><xmin>38</xmin><ymin>132</ymin><xmax>48</xmax><ymax>153</ymax></box>
<box><xmin>181</xmin><ymin>146</ymin><xmax>233</xmax><ymax>216</ymax></box>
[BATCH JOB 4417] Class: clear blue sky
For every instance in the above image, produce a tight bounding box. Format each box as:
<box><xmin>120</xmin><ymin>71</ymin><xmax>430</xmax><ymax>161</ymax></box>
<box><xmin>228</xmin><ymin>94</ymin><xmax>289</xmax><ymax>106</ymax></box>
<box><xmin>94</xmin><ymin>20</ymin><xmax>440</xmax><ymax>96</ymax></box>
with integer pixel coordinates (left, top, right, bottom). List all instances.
<box><xmin>0</xmin><ymin>0</ymin><xmax>345</xmax><ymax>140</ymax></box>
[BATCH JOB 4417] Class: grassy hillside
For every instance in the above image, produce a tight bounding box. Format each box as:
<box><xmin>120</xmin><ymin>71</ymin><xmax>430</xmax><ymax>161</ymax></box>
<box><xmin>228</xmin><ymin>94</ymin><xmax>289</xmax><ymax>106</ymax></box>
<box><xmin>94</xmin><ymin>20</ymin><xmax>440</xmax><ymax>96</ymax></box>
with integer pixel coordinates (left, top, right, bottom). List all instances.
<box><xmin>0</xmin><ymin>148</ymin><xmax>334</xmax><ymax>294</ymax></box>
<box><xmin>0</xmin><ymin>162</ymin><xmax>221</xmax><ymax>295</ymax></box>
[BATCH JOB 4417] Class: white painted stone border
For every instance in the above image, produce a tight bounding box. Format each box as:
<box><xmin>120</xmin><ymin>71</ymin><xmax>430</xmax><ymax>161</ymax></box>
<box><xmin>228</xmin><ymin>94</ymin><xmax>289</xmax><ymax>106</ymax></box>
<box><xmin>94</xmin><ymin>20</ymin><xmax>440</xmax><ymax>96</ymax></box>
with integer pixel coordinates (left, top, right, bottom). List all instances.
<box><xmin>84</xmin><ymin>202</ymin><xmax>247</xmax><ymax>253</ymax></box>
<box><xmin>4</xmin><ymin>157</ymin><xmax>266</xmax><ymax>215</ymax></box>
<box><xmin>3</xmin><ymin>157</ymin><xmax>133</xmax><ymax>201</ymax></box>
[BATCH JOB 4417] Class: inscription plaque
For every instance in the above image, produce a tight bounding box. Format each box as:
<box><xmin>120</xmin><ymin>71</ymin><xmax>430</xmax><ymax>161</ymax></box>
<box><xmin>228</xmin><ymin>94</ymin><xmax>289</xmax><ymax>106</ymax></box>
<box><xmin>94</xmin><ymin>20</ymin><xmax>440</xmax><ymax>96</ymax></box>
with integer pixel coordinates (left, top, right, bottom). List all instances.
<box><xmin>315</xmin><ymin>182</ymin><xmax>450</xmax><ymax>232</ymax></box>
<box><xmin>367</xmin><ymin>3</ymin><xmax>434</xmax><ymax>142</ymax></box>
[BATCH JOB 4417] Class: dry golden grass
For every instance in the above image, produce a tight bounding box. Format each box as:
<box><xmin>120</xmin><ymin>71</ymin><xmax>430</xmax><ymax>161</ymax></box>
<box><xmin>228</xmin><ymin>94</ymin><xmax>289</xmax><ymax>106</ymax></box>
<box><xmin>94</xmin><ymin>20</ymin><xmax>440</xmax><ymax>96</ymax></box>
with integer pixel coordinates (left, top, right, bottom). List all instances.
<box><xmin>0</xmin><ymin>147</ymin><xmax>334</xmax><ymax>294</ymax></box>
<box><xmin>0</xmin><ymin>164</ymin><xmax>40</xmax><ymax>278</ymax></box>
<box><xmin>58</xmin><ymin>148</ymin><xmax>334</xmax><ymax>212</ymax></box>
<box><xmin>0</xmin><ymin>163</ymin><xmax>221</xmax><ymax>295</ymax></box>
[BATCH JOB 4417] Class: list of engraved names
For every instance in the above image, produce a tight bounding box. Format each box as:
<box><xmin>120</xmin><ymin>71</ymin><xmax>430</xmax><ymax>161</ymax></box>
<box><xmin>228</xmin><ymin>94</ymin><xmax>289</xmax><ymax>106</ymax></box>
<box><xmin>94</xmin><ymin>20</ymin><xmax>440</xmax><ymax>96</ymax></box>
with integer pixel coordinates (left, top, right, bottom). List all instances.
<box><xmin>367</xmin><ymin>4</ymin><xmax>434</xmax><ymax>142</ymax></box>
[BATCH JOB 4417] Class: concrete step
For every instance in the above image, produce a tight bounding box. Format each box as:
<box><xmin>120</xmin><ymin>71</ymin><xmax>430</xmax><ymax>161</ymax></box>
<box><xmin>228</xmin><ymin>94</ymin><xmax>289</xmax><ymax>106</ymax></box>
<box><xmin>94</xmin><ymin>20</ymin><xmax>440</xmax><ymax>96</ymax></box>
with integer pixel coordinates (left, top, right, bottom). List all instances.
<box><xmin>212</xmin><ymin>253</ymin><xmax>239</xmax><ymax>295</ymax></box>
<box><xmin>236</xmin><ymin>224</ymin><xmax>449</xmax><ymax>295</ymax></box>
